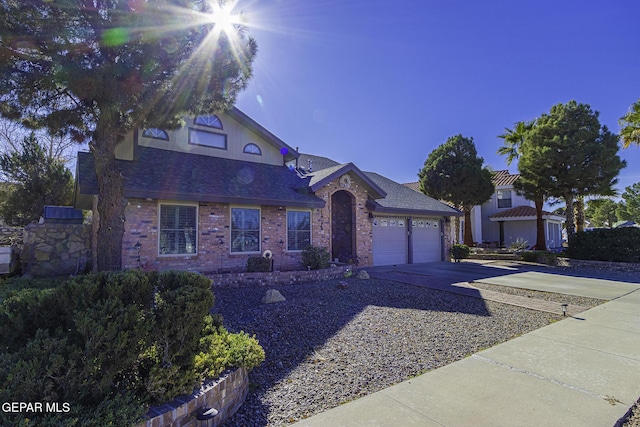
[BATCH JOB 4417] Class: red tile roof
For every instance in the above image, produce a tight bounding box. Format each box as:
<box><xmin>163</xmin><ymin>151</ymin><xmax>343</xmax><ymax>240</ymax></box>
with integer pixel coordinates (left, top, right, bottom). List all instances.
<box><xmin>492</xmin><ymin>170</ymin><xmax>520</xmax><ymax>186</ymax></box>
<box><xmin>489</xmin><ymin>205</ymin><xmax>557</xmax><ymax>220</ymax></box>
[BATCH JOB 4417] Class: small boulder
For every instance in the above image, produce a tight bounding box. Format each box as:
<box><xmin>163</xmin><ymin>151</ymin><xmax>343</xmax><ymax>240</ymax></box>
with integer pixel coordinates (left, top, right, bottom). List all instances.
<box><xmin>357</xmin><ymin>270</ymin><xmax>370</xmax><ymax>280</ymax></box>
<box><xmin>337</xmin><ymin>281</ymin><xmax>348</xmax><ymax>289</ymax></box>
<box><xmin>262</xmin><ymin>289</ymin><xmax>286</xmax><ymax>304</ymax></box>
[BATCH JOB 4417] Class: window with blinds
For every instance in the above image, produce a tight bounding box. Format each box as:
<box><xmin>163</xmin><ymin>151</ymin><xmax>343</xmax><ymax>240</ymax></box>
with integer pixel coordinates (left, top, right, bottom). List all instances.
<box><xmin>159</xmin><ymin>204</ymin><xmax>197</xmax><ymax>255</ymax></box>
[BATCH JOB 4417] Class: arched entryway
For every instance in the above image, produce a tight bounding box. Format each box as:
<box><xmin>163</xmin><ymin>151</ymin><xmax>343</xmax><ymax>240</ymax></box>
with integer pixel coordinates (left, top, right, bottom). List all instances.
<box><xmin>331</xmin><ymin>190</ymin><xmax>355</xmax><ymax>263</ymax></box>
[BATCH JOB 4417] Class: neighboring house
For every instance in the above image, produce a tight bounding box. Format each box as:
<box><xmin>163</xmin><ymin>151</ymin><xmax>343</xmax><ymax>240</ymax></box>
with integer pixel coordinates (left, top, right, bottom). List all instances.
<box><xmin>405</xmin><ymin>170</ymin><xmax>565</xmax><ymax>249</ymax></box>
<box><xmin>74</xmin><ymin>109</ymin><xmax>461</xmax><ymax>271</ymax></box>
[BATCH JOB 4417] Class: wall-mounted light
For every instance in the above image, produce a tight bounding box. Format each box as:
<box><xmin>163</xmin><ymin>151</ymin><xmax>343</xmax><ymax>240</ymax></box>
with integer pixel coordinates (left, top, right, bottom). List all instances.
<box><xmin>134</xmin><ymin>241</ymin><xmax>141</xmax><ymax>263</ymax></box>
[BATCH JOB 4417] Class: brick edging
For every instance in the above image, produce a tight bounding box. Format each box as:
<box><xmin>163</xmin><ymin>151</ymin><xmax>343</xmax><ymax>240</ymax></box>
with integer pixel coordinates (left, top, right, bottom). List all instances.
<box><xmin>137</xmin><ymin>367</ymin><xmax>248</xmax><ymax>427</ymax></box>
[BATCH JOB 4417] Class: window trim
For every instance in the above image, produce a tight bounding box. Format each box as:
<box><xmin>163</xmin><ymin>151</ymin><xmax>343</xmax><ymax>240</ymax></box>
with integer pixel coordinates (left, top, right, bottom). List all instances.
<box><xmin>243</xmin><ymin>143</ymin><xmax>262</xmax><ymax>155</ymax></box>
<box><xmin>286</xmin><ymin>209</ymin><xmax>312</xmax><ymax>252</ymax></box>
<box><xmin>158</xmin><ymin>201</ymin><xmax>198</xmax><ymax>257</ymax></box>
<box><xmin>230</xmin><ymin>206</ymin><xmax>261</xmax><ymax>254</ymax></box>
<box><xmin>194</xmin><ymin>115</ymin><xmax>223</xmax><ymax>129</ymax></box>
<box><xmin>496</xmin><ymin>189</ymin><xmax>513</xmax><ymax>209</ymax></box>
<box><xmin>188</xmin><ymin>127</ymin><xmax>227</xmax><ymax>150</ymax></box>
<box><xmin>142</xmin><ymin>128</ymin><xmax>169</xmax><ymax>141</ymax></box>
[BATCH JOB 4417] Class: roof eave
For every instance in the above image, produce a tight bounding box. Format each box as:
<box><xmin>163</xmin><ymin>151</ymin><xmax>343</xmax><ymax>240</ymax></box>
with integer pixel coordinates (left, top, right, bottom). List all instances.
<box><xmin>309</xmin><ymin>163</ymin><xmax>387</xmax><ymax>198</ymax></box>
<box><xmin>227</xmin><ymin>108</ymin><xmax>298</xmax><ymax>162</ymax></box>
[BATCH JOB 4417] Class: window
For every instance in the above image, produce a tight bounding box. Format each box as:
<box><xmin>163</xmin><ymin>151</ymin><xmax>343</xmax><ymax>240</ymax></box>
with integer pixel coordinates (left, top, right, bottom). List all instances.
<box><xmin>287</xmin><ymin>210</ymin><xmax>311</xmax><ymax>251</ymax></box>
<box><xmin>142</xmin><ymin>128</ymin><xmax>169</xmax><ymax>141</ymax></box>
<box><xmin>194</xmin><ymin>115</ymin><xmax>223</xmax><ymax>129</ymax></box>
<box><xmin>159</xmin><ymin>204</ymin><xmax>197</xmax><ymax>255</ymax></box>
<box><xmin>243</xmin><ymin>143</ymin><xmax>262</xmax><ymax>155</ymax></box>
<box><xmin>497</xmin><ymin>189</ymin><xmax>512</xmax><ymax>209</ymax></box>
<box><xmin>189</xmin><ymin>128</ymin><xmax>227</xmax><ymax>149</ymax></box>
<box><xmin>231</xmin><ymin>208</ymin><xmax>260</xmax><ymax>253</ymax></box>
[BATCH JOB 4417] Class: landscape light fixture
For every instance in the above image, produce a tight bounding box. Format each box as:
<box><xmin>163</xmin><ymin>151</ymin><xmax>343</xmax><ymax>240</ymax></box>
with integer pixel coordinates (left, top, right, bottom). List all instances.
<box><xmin>561</xmin><ymin>303</ymin><xmax>568</xmax><ymax>317</ymax></box>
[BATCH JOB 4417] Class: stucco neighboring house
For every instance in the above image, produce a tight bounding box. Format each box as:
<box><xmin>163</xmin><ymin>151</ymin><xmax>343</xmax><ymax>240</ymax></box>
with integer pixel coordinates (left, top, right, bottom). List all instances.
<box><xmin>74</xmin><ymin>109</ymin><xmax>461</xmax><ymax>272</ymax></box>
<box><xmin>405</xmin><ymin>170</ymin><xmax>565</xmax><ymax>249</ymax></box>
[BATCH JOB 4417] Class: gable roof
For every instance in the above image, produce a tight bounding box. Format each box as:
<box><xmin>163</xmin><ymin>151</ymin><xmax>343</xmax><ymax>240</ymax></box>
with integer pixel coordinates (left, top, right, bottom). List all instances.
<box><xmin>492</xmin><ymin>170</ymin><xmax>520</xmax><ymax>187</ymax></box>
<box><xmin>489</xmin><ymin>205</ymin><xmax>564</xmax><ymax>222</ymax></box>
<box><xmin>227</xmin><ymin>108</ymin><xmax>299</xmax><ymax>163</ymax></box>
<box><xmin>366</xmin><ymin>172</ymin><xmax>462</xmax><ymax>216</ymax></box>
<box><xmin>75</xmin><ymin>147</ymin><xmax>324</xmax><ymax>209</ymax></box>
<box><xmin>306</xmin><ymin>163</ymin><xmax>386</xmax><ymax>199</ymax></box>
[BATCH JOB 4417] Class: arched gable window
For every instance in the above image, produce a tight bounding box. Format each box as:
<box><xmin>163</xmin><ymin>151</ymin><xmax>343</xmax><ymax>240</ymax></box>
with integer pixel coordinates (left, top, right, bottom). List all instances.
<box><xmin>243</xmin><ymin>143</ymin><xmax>262</xmax><ymax>155</ymax></box>
<box><xmin>194</xmin><ymin>115</ymin><xmax>223</xmax><ymax>129</ymax></box>
<box><xmin>142</xmin><ymin>128</ymin><xmax>169</xmax><ymax>141</ymax></box>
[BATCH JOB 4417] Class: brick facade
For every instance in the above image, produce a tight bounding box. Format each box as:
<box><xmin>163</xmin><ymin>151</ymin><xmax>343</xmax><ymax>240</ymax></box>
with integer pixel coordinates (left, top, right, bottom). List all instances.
<box><xmin>121</xmin><ymin>173</ymin><xmax>376</xmax><ymax>272</ymax></box>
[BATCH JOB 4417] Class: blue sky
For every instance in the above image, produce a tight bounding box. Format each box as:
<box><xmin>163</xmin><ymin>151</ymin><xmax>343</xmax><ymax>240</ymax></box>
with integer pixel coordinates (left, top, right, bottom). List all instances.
<box><xmin>233</xmin><ymin>0</ymin><xmax>640</xmax><ymax>197</ymax></box>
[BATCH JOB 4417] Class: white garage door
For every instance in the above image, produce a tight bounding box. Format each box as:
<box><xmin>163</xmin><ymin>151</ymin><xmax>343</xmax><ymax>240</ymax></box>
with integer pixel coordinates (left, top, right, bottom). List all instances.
<box><xmin>412</xmin><ymin>218</ymin><xmax>442</xmax><ymax>262</ymax></box>
<box><xmin>372</xmin><ymin>216</ymin><xmax>407</xmax><ymax>266</ymax></box>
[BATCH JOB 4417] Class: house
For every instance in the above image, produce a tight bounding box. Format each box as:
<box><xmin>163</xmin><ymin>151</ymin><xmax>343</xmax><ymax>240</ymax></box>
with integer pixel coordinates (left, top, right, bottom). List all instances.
<box><xmin>405</xmin><ymin>170</ymin><xmax>565</xmax><ymax>249</ymax></box>
<box><xmin>74</xmin><ymin>109</ymin><xmax>461</xmax><ymax>271</ymax></box>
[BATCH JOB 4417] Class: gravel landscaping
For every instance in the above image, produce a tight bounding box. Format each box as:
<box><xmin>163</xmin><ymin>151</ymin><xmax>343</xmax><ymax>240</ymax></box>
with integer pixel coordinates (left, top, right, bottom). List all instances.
<box><xmin>213</xmin><ymin>277</ymin><xmax>561</xmax><ymax>426</ymax></box>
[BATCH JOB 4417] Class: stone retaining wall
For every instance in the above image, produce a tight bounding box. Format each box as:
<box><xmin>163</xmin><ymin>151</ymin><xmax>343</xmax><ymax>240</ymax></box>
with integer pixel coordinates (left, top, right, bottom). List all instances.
<box><xmin>137</xmin><ymin>367</ymin><xmax>248</xmax><ymax>427</ymax></box>
<box><xmin>21</xmin><ymin>223</ymin><xmax>91</xmax><ymax>277</ymax></box>
<box><xmin>209</xmin><ymin>265</ymin><xmax>353</xmax><ymax>287</ymax></box>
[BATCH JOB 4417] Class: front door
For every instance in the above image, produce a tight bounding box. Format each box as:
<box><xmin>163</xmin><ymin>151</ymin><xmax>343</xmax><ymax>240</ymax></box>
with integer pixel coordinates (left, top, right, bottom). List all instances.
<box><xmin>331</xmin><ymin>190</ymin><xmax>355</xmax><ymax>263</ymax></box>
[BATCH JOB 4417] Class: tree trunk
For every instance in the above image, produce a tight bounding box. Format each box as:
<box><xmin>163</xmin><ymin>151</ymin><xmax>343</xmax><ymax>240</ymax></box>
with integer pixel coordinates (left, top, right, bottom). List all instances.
<box><xmin>575</xmin><ymin>197</ymin><xmax>585</xmax><ymax>233</ymax></box>
<box><xmin>534</xmin><ymin>198</ymin><xmax>546</xmax><ymax>251</ymax></box>
<box><xmin>564</xmin><ymin>194</ymin><xmax>576</xmax><ymax>240</ymax></box>
<box><xmin>91</xmin><ymin>128</ymin><xmax>126</xmax><ymax>272</ymax></box>
<box><xmin>463</xmin><ymin>207</ymin><xmax>474</xmax><ymax>246</ymax></box>
<box><xmin>454</xmin><ymin>216</ymin><xmax>461</xmax><ymax>244</ymax></box>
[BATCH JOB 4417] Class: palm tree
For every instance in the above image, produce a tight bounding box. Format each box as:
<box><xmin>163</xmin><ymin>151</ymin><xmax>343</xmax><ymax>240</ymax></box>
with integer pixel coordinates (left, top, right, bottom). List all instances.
<box><xmin>620</xmin><ymin>99</ymin><xmax>640</xmax><ymax>148</ymax></box>
<box><xmin>497</xmin><ymin>120</ymin><xmax>548</xmax><ymax>250</ymax></box>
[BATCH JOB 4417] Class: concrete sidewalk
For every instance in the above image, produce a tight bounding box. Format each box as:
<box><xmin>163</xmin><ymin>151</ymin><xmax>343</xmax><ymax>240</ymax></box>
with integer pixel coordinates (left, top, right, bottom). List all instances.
<box><xmin>291</xmin><ymin>267</ymin><xmax>640</xmax><ymax>427</ymax></box>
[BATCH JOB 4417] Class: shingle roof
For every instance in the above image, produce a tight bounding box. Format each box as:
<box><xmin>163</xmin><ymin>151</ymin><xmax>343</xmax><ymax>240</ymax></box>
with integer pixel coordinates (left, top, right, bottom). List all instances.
<box><xmin>306</xmin><ymin>163</ymin><xmax>387</xmax><ymax>199</ymax></box>
<box><xmin>76</xmin><ymin>147</ymin><xmax>324</xmax><ymax>208</ymax></box>
<box><xmin>492</xmin><ymin>170</ymin><xmax>520</xmax><ymax>186</ymax></box>
<box><xmin>365</xmin><ymin>172</ymin><xmax>462</xmax><ymax>216</ymax></box>
<box><xmin>489</xmin><ymin>205</ymin><xmax>564</xmax><ymax>220</ymax></box>
<box><xmin>295</xmin><ymin>153</ymin><xmax>341</xmax><ymax>172</ymax></box>
<box><xmin>403</xmin><ymin>181</ymin><xmax>420</xmax><ymax>192</ymax></box>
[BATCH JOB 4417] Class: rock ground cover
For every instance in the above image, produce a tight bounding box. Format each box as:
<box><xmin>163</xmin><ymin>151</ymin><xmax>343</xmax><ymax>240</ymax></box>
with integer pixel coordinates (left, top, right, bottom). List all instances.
<box><xmin>213</xmin><ymin>278</ymin><xmax>561</xmax><ymax>426</ymax></box>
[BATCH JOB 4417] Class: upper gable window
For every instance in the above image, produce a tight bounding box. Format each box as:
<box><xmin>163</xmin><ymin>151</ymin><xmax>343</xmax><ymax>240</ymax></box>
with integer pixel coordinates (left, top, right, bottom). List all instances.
<box><xmin>189</xmin><ymin>128</ymin><xmax>227</xmax><ymax>150</ymax></box>
<box><xmin>243</xmin><ymin>143</ymin><xmax>262</xmax><ymax>155</ymax></box>
<box><xmin>142</xmin><ymin>128</ymin><xmax>169</xmax><ymax>141</ymax></box>
<box><xmin>497</xmin><ymin>189</ymin><xmax>512</xmax><ymax>209</ymax></box>
<box><xmin>194</xmin><ymin>115</ymin><xmax>223</xmax><ymax>129</ymax></box>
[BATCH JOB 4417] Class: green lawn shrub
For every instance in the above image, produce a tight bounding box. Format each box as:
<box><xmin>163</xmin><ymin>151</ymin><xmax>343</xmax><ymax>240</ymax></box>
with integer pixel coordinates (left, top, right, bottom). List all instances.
<box><xmin>0</xmin><ymin>270</ymin><xmax>264</xmax><ymax>426</ymax></box>
<box><xmin>301</xmin><ymin>245</ymin><xmax>330</xmax><ymax>270</ymax></box>
<box><xmin>450</xmin><ymin>244</ymin><xmax>470</xmax><ymax>262</ymax></box>
<box><xmin>567</xmin><ymin>228</ymin><xmax>640</xmax><ymax>263</ymax></box>
<box><xmin>520</xmin><ymin>250</ymin><xmax>559</xmax><ymax>265</ymax></box>
<box><xmin>247</xmin><ymin>256</ymin><xmax>272</xmax><ymax>272</ymax></box>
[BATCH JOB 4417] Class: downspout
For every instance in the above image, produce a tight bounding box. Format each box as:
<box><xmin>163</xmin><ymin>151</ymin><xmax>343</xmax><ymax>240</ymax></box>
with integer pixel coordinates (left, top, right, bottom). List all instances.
<box><xmin>440</xmin><ymin>218</ymin><xmax>445</xmax><ymax>261</ymax></box>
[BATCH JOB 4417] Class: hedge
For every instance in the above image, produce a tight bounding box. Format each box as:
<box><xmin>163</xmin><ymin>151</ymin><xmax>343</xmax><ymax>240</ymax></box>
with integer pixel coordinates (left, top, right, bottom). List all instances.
<box><xmin>567</xmin><ymin>228</ymin><xmax>640</xmax><ymax>263</ymax></box>
<box><xmin>0</xmin><ymin>270</ymin><xmax>264</xmax><ymax>427</ymax></box>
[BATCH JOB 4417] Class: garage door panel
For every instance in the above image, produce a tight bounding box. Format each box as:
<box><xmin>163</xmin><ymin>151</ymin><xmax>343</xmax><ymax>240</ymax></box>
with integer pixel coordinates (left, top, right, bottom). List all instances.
<box><xmin>373</xmin><ymin>217</ymin><xmax>407</xmax><ymax>266</ymax></box>
<box><xmin>412</xmin><ymin>218</ymin><xmax>442</xmax><ymax>262</ymax></box>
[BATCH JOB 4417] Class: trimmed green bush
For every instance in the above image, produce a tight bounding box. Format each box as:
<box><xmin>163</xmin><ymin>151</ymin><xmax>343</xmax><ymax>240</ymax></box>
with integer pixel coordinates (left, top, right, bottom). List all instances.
<box><xmin>301</xmin><ymin>245</ymin><xmax>331</xmax><ymax>270</ymax></box>
<box><xmin>567</xmin><ymin>228</ymin><xmax>640</xmax><ymax>263</ymax></box>
<box><xmin>247</xmin><ymin>256</ymin><xmax>272</xmax><ymax>272</ymax></box>
<box><xmin>520</xmin><ymin>250</ymin><xmax>559</xmax><ymax>265</ymax></box>
<box><xmin>0</xmin><ymin>270</ymin><xmax>264</xmax><ymax>426</ymax></box>
<box><xmin>450</xmin><ymin>244</ymin><xmax>470</xmax><ymax>262</ymax></box>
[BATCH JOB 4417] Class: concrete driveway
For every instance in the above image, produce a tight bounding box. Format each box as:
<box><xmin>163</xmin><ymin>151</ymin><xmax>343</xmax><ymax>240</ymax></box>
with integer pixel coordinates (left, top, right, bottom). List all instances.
<box><xmin>368</xmin><ymin>260</ymin><xmax>640</xmax><ymax>300</ymax></box>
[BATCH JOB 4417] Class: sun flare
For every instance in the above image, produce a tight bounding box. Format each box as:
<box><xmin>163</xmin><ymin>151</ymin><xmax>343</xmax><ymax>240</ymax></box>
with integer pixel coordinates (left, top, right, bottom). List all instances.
<box><xmin>208</xmin><ymin>0</ymin><xmax>243</xmax><ymax>36</ymax></box>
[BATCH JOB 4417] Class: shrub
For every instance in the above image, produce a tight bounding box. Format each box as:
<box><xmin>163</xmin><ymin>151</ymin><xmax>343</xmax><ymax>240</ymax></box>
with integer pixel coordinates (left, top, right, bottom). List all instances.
<box><xmin>509</xmin><ymin>237</ymin><xmax>529</xmax><ymax>252</ymax></box>
<box><xmin>301</xmin><ymin>245</ymin><xmax>330</xmax><ymax>270</ymax></box>
<box><xmin>520</xmin><ymin>251</ymin><xmax>558</xmax><ymax>265</ymax></box>
<box><xmin>247</xmin><ymin>256</ymin><xmax>273</xmax><ymax>272</ymax></box>
<box><xmin>567</xmin><ymin>228</ymin><xmax>640</xmax><ymax>263</ymax></box>
<box><xmin>450</xmin><ymin>244</ymin><xmax>470</xmax><ymax>262</ymax></box>
<box><xmin>0</xmin><ymin>270</ymin><xmax>264</xmax><ymax>426</ymax></box>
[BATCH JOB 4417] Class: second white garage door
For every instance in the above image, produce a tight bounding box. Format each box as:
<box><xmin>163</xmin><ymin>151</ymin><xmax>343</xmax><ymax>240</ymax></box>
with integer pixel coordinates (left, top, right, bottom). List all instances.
<box><xmin>412</xmin><ymin>218</ymin><xmax>442</xmax><ymax>262</ymax></box>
